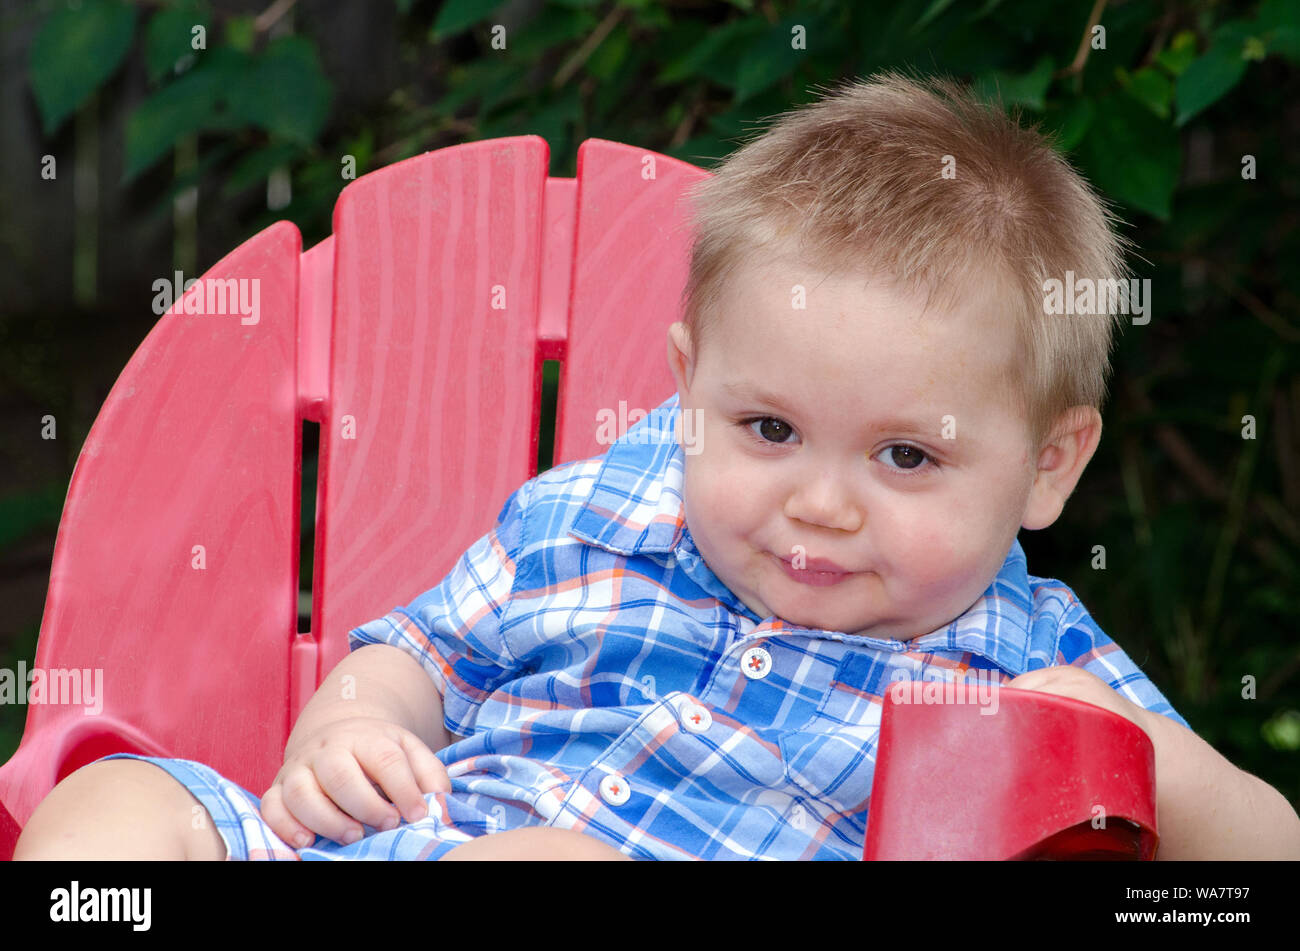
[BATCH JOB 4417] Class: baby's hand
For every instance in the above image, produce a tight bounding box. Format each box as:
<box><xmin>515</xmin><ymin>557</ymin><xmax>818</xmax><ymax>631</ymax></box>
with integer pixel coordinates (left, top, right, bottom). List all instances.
<box><xmin>259</xmin><ymin>717</ymin><xmax>451</xmax><ymax>849</ymax></box>
<box><xmin>1006</xmin><ymin>666</ymin><xmax>1152</xmax><ymax>733</ymax></box>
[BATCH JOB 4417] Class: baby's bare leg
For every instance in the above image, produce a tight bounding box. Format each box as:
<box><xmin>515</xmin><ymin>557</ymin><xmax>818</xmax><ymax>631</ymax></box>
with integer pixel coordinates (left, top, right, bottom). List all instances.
<box><xmin>437</xmin><ymin>826</ymin><xmax>633</xmax><ymax>861</ymax></box>
<box><xmin>13</xmin><ymin>759</ymin><xmax>227</xmax><ymax>861</ymax></box>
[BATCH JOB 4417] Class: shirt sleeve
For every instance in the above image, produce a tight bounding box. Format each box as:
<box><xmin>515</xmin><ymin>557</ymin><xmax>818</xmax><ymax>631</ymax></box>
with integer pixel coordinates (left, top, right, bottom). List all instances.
<box><xmin>346</xmin><ymin>478</ymin><xmax>531</xmax><ymax>738</ymax></box>
<box><xmin>1044</xmin><ymin>598</ymin><xmax>1191</xmax><ymax>731</ymax></box>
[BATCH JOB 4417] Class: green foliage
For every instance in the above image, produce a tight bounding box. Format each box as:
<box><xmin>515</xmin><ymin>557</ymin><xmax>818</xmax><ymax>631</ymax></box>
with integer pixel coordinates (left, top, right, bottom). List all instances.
<box><xmin>431</xmin><ymin>0</ymin><xmax>506</xmax><ymax>41</ymax></box>
<box><xmin>143</xmin><ymin>0</ymin><xmax>210</xmax><ymax>82</ymax></box>
<box><xmin>122</xmin><ymin>36</ymin><xmax>330</xmax><ymax>182</ymax></box>
<box><xmin>29</xmin><ymin>0</ymin><xmax>136</xmax><ymax>134</ymax></box>
<box><xmin>0</xmin><ymin>484</ymin><xmax>65</xmax><ymax>551</ymax></box>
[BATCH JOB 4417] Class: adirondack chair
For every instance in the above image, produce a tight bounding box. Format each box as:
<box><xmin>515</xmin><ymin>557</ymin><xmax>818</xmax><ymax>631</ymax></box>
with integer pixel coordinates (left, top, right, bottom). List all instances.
<box><xmin>0</xmin><ymin>135</ymin><xmax>1156</xmax><ymax>861</ymax></box>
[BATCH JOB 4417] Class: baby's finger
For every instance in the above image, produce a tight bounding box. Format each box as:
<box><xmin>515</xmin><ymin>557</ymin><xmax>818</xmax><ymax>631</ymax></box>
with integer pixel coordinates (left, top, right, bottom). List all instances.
<box><xmin>280</xmin><ymin>760</ymin><xmax>370</xmax><ymax>845</ymax></box>
<box><xmin>400</xmin><ymin>732</ymin><xmax>451</xmax><ymax>807</ymax></box>
<box><xmin>259</xmin><ymin>781</ymin><xmax>318</xmax><ymax>851</ymax></box>
<box><xmin>355</xmin><ymin>739</ymin><xmax>426</xmax><ymax>826</ymax></box>
<box><xmin>311</xmin><ymin>746</ymin><xmax>405</xmax><ymax>835</ymax></box>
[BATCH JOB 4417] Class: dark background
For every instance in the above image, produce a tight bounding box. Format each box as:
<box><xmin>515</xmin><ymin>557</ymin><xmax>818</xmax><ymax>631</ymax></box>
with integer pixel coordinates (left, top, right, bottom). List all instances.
<box><xmin>3</xmin><ymin>0</ymin><xmax>1299</xmax><ymax>807</ymax></box>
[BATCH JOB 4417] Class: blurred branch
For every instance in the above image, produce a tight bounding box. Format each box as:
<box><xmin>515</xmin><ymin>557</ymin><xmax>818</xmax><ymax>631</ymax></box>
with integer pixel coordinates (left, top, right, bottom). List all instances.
<box><xmin>1124</xmin><ymin>378</ymin><xmax>1223</xmax><ymax>496</ymax></box>
<box><xmin>255</xmin><ymin>0</ymin><xmax>299</xmax><ymax>34</ymax></box>
<box><xmin>370</xmin><ymin>116</ymin><xmax>478</xmax><ymax>165</ymax></box>
<box><xmin>1140</xmin><ymin>2</ymin><xmax>1177</xmax><ymax>69</ymax></box>
<box><xmin>1055</xmin><ymin>0</ymin><xmax>1109</xmax><ymax>79</ymax></box>
<box><xmin>1276</xmin><ymin>380</ymin><xmax>1300</xmax><ymax>513</ymax></box>
<box><xmin>553</xmin><ymin>3</ymin><xmax>630</xmax><ymax>89</ymax></box>
<box><xmin>1124</xmin><ymin>377</ymin><xmax>1300</xmax><ymax>546</ymax></box>
<box><xmin>1207</xmin><ymin>261</ymin><xmax>1300</xmax><ymax>343</ymax></box>
<box><xmin>669</xmin><ymin>86</ymin><xmax>709</xmax><ymax>148</ymax></box>
<box><xmin>1200</xmin><ymin>351</ymin><xmax>1283</xmax><ymax>642</ymax></box>
<box><xmin>1262</xmin><ymin>647</ymin><xmax>1300</xmax><ymax>700</ymax></box>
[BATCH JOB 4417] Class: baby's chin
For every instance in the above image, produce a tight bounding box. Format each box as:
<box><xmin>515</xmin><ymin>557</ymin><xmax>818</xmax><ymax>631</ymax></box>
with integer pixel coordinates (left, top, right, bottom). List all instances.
<box><xmin>750</xmin><ymin>591</ymin><xmax>913</xmax><ymax>639</ymax></box>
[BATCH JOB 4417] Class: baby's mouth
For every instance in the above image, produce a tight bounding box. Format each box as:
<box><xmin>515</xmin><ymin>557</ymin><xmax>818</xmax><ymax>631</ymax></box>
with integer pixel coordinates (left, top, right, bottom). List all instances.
<box><xmin>770</xmin><ymin>552</ymin><xmax>861</xmax><ymax>586</ymax></box>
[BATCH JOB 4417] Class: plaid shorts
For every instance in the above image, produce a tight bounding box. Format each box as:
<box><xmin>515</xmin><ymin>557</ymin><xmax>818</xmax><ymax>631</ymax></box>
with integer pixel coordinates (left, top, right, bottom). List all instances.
<box><xmin>96</xmin><ymin>753</ymin><xmax>528</xmax><ymax>861</ymax></box>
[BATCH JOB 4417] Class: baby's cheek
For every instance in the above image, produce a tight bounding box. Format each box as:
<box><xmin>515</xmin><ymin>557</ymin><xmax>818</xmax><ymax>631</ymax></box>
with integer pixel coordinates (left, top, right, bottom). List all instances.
<box><xmin>684</xmin><ymin>457</ymin><xmax>742</xmax><ymax>536</ymax></box>
<box><xmin>905</xmin><ymin>528</ymin><xmax>959</xmax><ymax>582</ymax></box>
<box><xmin>885</xmin><ymin>512</ymin><xmax>973</xmax><ymax>589</ymax></box>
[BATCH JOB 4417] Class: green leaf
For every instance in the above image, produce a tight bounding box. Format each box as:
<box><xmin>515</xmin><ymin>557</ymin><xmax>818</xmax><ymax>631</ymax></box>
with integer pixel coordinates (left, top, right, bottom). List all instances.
<box><xmin>1042</xmin><ymin>96</ymin><xmax>1094</xmax><ymax>152</ymax></box>
<box><xmin>656</xmin><ymin>17</ymin><xmax>761</xmax><ymax>86</ymax></box>
<box><xmin>1262</xmin><ymin>710</ymin><xmax>1300</xmax><ymax>751</ymax></box>
<box><xmin>123</xmin><ymin>55</ymin><xmax>233</xmax><ymax>181</ymax></box>
<box><xmin>518</xmin><ymin>85</ymin><xmax>581</xmax><ymax>151</ymax></box>
<box><xmin>585</xmin><ymin>24</ymin><xmax>631</xmax><ymax>81</ymax></box>
<box><xmin>1258</xmin><ymin>0</ymin><xmax>1300</xmax><ymax>63</ymax></box>
<box><xmin>1076</xmin><ymin>93</ymin><xmax>1180</xmax><ymax>220</ymax></box>
<box><xmin>226</xmin><ymin>36</ymin><xmax>332</xmax><ymax>143</ymax></box>
<box><xmin>735</xmin><ymin>17</ymin><xmax>809</xmax><ymax>102</ymax></box>
<box><xmin>1175</xmin><ymin>45</ymin><xmax>1247</xmax><ymax>126</ymax></box>
<box><xmin>144</xmin><ymin>1</ymin><xmax>210</xmax><ymax>83</ymax></box>
<box><xmin>1154</xmin><ymin>30</ymin><xmax>1198</xmax><ymax>76</ymax></box>
<box><xmin>221</xmin><ymin>141</ymin><xmax>302</xmax><ymax>198</ymax></box>
<box><xmin>1266</xmin><ymin>25</ymin><xmax>1300</xmax><ymax>59</ymax></box>
<box><xmin>341</xmin><ymin>127</ymin><xmax>375</xmax><ymax>177</ymax></box>
<box><xmin>29</xmin><ymin>0</ymin><xmax>137</xmax><ymax>135</ymax></box>
<box><xmin>0</xmin><ymin>483</ymin><xmax>65</xmax><ymax>550</ymax></box>
<box><xmin>974</xmin><ymin>56</ymin><xmax>1054</xmax><ymax>111</ymax></box>
<box><xmin>506</xmin><ymin>7</ymin><xmax>595</xmax><ymax>57</ymax></box>
<box><xmin>224</xmin><ymin>15</ymin><xmax>256</xmax><ymax>52</ymax></box>
<box><xmin>911</xmin><ymin>0</ymin><xmax>958</xmax><ymax>34</ymax></box>
<box><xmin>1119</xmin><ymin>65</ymin><xmax>1174</xmax><ymax>119</ymax></box>
<box><xmin>432</xmin><ymin>0</ymin><xmax>502</xmax><ymax>40</ymax></box>
<box><xmin>440</xmin><ymin>58</ymin><xmax>531</xmax><ymax>114</ymax></box>
<box><xmin>124</xmin><ymin>42</ymin><xmax>323</xmax><ymax>182</ymax></box>
<box><xmin>1257</xmin><ymin>0</ymin><xmax>1300</xmax><ymax>32</ymax></box>
<box><xmin>969</xmin><ymin>0</ymin><xmax>1007</xmax><ymax>18</ymax></box>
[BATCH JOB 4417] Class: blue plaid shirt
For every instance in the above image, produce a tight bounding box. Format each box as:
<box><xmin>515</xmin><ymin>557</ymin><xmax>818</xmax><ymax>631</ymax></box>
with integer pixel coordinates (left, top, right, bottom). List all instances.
<box><xmin>348</xmin><ymin>392</ymin><xmax>1189</xmax><ymax>860</ymax></box>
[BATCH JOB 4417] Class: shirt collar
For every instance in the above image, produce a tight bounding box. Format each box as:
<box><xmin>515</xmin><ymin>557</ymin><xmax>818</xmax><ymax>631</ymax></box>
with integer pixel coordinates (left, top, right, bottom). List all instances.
<box><xmin>567</xmin><ymin>393</ymin><xmax>1031</xmax><ymax>675</ymax></box>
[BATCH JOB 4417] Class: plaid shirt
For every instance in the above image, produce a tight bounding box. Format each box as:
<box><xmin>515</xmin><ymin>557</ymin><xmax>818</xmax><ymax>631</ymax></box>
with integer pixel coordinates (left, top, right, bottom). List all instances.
<box><xmin>346</xmin><ymin>392</ymin><xmax>1189</xmax><ymax>861</ymax></box>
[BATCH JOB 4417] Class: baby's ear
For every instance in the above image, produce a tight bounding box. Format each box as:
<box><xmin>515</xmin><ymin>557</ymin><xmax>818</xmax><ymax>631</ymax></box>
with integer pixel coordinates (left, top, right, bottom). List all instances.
<box><xmin>1021</xmin><ymin>407</ymin><xmax>1102</xmax><ymax>530</ymax></box>
<box><xmin>666</xmin><ymin>322</ymin><xmax>695</xmax><ymax>392</ymax></box>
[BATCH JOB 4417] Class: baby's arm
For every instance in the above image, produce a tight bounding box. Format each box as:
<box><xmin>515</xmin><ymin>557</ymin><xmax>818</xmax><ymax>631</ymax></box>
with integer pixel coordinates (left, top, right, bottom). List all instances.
<box><xmin>259</xmin><ymin>643</ymin><xmax>454</xmax><ymax>847</ymax></box>
<box><xmin>1130</xmin><ymin>702</ymin><xmax>1300</xmax><ymax>859</ymax></box>
<box><xmin>285</xmin><ymin>643</ymin><xmax>453</xmax><ymax>758</ymax></box>
<box><xmin>1010</xmin><ymin>666</ymin><xmax>1300</xmax><ymax>858</ymax></box>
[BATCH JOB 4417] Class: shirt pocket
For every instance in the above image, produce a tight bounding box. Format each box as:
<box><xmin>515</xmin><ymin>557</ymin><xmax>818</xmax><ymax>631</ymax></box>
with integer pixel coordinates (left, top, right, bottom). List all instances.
<box><xmin>778</xmin><ymin>652</ymin><xmax>882</xmax><ymax>822</ymax></box>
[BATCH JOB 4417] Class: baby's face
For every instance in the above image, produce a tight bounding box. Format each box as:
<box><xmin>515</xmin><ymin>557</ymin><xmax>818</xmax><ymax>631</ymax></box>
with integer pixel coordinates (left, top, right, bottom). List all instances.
<box><xmin>666</xmin><ymin>253</ymin><xmax>1042</xmax><ymax>640</ymax></box>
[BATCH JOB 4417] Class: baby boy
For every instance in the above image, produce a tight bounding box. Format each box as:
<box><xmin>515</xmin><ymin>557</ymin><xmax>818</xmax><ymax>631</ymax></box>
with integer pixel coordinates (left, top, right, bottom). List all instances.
<box><xmin>16</xmin><ymin>73</ymin><xmax>1300</xmax><ymax>861</ymax></box>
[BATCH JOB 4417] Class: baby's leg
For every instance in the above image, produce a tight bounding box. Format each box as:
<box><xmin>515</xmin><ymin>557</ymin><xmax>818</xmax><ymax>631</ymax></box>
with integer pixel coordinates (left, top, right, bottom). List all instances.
<box><xmin>437</xmin><ymin>826</ymin><xmax>633</xmax><ymax>861</ymax></box>
<box><xmin>13</xmin><ymin>759</ymin><xmax>227</xmax><ymax>861</ymax></box>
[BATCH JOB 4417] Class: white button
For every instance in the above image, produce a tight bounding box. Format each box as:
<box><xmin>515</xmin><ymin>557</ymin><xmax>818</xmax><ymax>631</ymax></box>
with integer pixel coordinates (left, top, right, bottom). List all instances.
<box><xmin>599</xmin><ymin>773</ymin><xmax>630</xmax><ymax>806</ymax></box>
<box><xmin>741</xmin><ymin>646</ymin><xmax>772</xmax><ymax>680</ymax></box>
<box><xmin>680</xmin><ymin>702</ymin><xmax>712</xmax><ymax>733</ymax></box>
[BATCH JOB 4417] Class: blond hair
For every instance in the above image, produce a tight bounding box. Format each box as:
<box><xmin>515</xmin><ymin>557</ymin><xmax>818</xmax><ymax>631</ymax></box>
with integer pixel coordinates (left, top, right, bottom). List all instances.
<box><xmin>678</xmin><ymin>72</ymin><xmax>1129</xmax><ymax>449</ymax></box>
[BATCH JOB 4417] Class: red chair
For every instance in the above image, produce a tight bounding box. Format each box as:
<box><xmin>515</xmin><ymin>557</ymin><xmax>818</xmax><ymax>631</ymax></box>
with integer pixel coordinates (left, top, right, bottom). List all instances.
<box><xmin>864</xmin><ymin>684</ymin><xmax>1158</xmax><ymax>860</ymax></box>
<box><xmin>0</xmin><ymin>136</ymin><xmax>708</xmax><ymax>858</ymax></box>
<box><xmin>0</xmin><ymin>135</ymin><xmax>1158</xmax><ymax>861</ymax></box>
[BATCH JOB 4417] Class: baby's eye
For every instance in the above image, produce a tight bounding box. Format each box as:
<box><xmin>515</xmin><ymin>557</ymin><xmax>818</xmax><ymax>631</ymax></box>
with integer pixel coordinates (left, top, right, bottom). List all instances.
<box><xmin>740</xmin><ymin>416</ymin><xmax>799</xmax><ymax>445</ymax></box>
<box><xmin>877</xmin><ymin>444</ymin><xmax>933</xmax><ymax>472</ymax></box>
<box><xmin>738</xmin><ymin>419</ymin><xmax>938</xmax><ymax>474</ymax></box>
